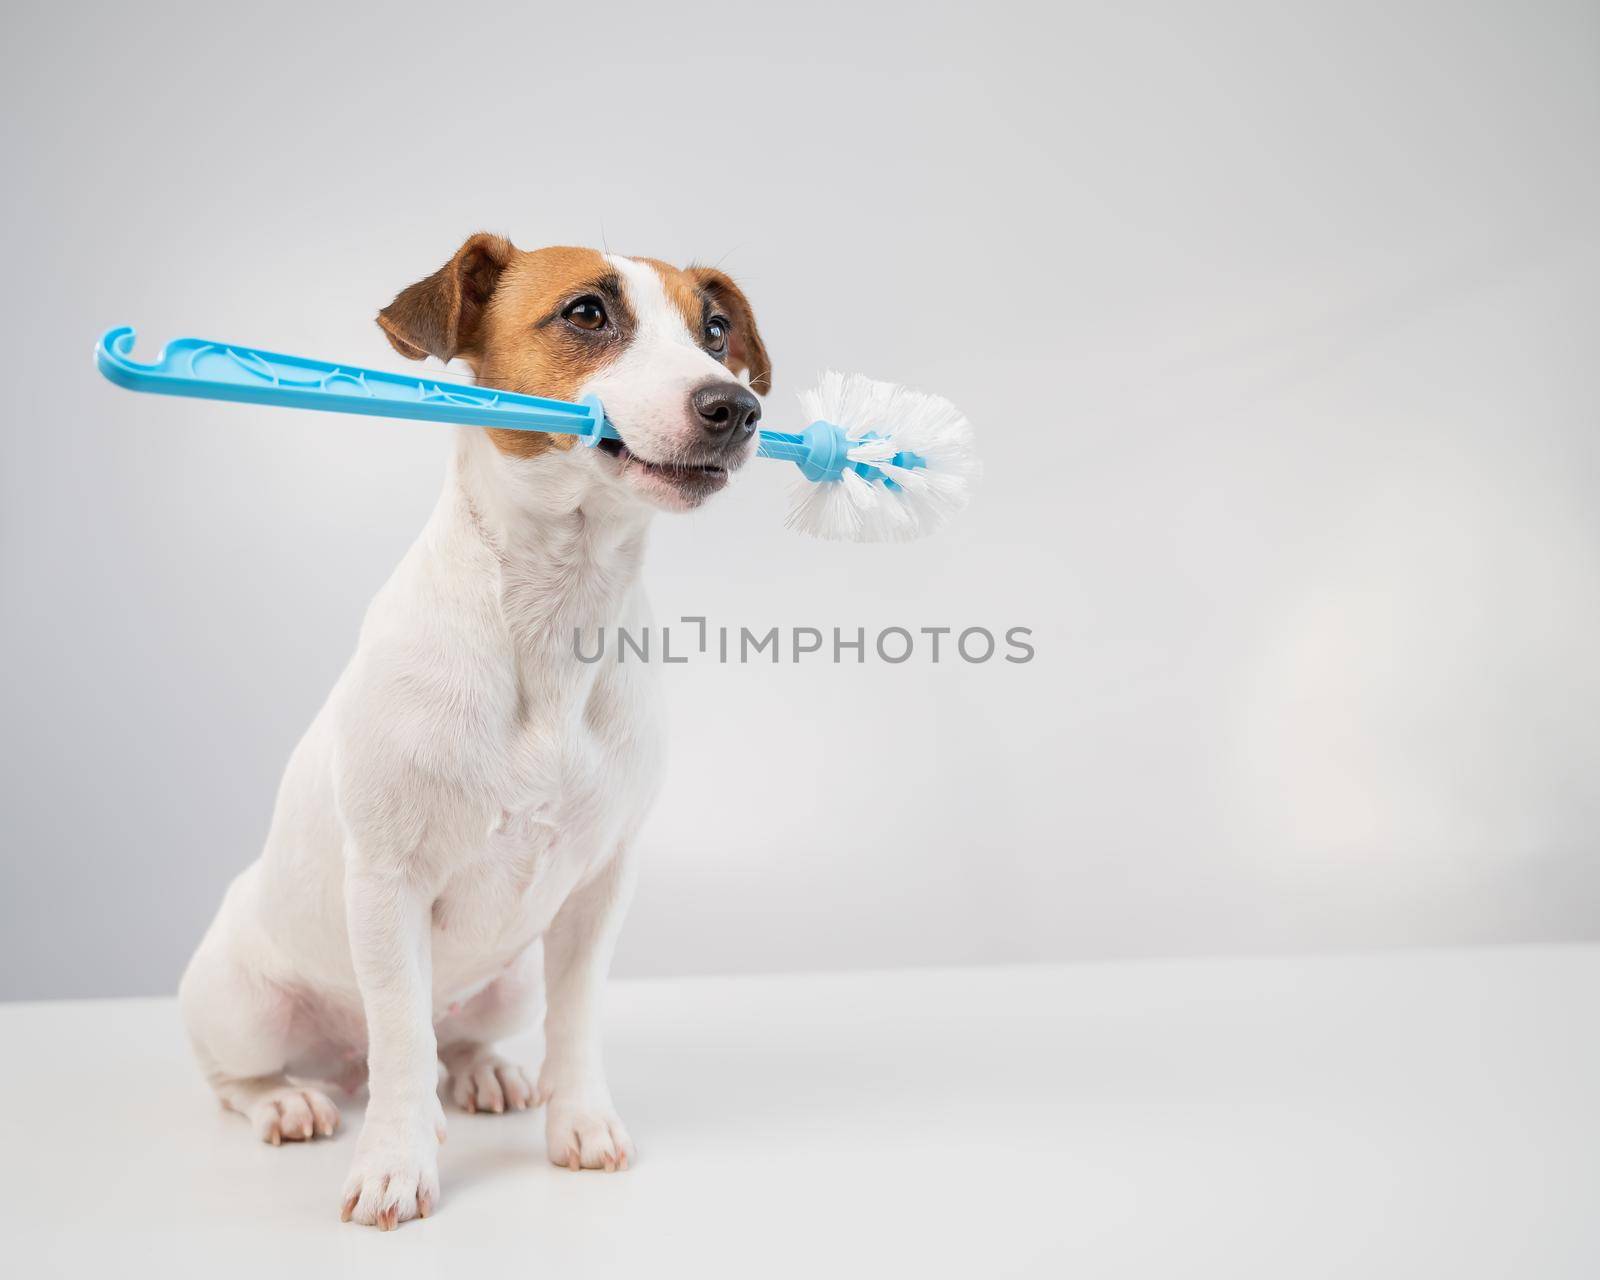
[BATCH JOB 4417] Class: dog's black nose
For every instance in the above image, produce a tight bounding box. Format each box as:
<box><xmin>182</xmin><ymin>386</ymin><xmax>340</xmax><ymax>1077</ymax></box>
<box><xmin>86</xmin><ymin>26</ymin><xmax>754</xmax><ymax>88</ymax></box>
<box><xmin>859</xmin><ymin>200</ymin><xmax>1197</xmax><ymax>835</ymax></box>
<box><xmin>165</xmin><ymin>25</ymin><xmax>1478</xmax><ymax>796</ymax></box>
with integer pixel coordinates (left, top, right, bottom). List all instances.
<box><xmin>691</xmin><ymin>382</ymin><xmax>761</xmax><ymax>446</ymax></box>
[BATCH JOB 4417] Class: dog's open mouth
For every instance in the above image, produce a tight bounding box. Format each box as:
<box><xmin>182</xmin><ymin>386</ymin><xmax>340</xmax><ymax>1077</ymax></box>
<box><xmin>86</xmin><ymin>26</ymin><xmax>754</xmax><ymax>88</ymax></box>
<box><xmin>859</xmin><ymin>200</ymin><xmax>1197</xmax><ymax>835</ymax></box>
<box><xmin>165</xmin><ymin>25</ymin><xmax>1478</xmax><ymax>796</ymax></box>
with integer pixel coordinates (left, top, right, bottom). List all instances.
<box><xmin>597</xmin><ymin>437</ymin><xmax>731</xmax><ymax>494</ymax></box>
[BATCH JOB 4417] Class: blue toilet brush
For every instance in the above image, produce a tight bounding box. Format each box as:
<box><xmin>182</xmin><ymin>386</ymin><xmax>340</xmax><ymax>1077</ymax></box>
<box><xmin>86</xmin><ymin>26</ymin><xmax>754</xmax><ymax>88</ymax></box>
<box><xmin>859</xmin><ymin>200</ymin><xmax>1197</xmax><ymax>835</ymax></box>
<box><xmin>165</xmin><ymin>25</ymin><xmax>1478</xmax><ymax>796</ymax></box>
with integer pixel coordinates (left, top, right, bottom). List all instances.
<box><xmin>95</xmin><ymin>327</ymin><xmax>977</xmax><ymax>542</ymax></box>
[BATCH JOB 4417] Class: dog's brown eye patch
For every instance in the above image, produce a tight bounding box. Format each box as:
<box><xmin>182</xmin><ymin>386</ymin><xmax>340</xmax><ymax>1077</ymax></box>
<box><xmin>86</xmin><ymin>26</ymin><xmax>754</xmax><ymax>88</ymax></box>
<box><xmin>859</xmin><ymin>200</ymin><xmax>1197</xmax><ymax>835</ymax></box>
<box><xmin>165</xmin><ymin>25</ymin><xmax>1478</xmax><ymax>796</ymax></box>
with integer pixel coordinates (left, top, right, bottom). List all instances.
<box><xmin>464</xmin><ymin>248</ymin><xmax>635</xmax><ymax>459</ymax></box>
<box><xmin>563</xmin><ymin>296</ymin><xmax>608</xmax><ymax>331</ymax></box>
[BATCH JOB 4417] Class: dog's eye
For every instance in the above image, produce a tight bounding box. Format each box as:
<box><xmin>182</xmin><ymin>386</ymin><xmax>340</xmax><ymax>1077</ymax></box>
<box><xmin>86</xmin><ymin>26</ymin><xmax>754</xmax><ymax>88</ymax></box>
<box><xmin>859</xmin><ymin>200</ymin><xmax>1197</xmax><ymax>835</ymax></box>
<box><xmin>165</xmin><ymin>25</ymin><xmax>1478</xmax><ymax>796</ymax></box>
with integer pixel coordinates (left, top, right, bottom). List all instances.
<box><xmin>563</xmin><ymin>297</ymin><xmax>608</xmax><ymax>331</ymax></box>
<box><xmin>704</xmin><ymin>317</ymin><xmax>729</xmax><ymax>354</ymax></box>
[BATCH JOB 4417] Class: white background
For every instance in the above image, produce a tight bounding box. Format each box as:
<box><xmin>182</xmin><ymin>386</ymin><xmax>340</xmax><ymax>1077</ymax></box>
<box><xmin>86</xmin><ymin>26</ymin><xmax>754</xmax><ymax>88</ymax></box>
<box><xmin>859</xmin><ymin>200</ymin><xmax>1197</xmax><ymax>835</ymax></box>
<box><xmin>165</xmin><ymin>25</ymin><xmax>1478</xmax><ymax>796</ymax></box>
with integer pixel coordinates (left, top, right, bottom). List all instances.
<box><xmin>3</xmin><ymin>0</ymin><xmax>1597</xmax><ymax>998</ymax></box>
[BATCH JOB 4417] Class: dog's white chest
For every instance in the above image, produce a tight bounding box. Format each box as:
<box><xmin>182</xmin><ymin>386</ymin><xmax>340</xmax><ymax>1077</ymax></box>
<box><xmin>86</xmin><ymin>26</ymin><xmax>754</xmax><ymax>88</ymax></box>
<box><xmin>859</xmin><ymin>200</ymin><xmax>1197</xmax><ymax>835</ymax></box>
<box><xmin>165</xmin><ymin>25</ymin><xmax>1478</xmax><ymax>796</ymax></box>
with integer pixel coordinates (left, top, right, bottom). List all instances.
<box><xmin>430</xmin><ymin>663</ymin><xmax>660</xmax><ymax>985</ymax></box>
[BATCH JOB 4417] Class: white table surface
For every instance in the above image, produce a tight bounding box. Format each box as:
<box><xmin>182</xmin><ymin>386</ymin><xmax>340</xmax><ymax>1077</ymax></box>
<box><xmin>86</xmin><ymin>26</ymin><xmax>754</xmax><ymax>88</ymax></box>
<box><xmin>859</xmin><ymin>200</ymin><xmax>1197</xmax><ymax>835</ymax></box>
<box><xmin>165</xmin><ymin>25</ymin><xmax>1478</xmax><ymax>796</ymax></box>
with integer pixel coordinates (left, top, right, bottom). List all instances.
<box><xmin>3</xmin><ymin>947</ymin><xmax>1596</xmax><ymax>1278</ymax></box>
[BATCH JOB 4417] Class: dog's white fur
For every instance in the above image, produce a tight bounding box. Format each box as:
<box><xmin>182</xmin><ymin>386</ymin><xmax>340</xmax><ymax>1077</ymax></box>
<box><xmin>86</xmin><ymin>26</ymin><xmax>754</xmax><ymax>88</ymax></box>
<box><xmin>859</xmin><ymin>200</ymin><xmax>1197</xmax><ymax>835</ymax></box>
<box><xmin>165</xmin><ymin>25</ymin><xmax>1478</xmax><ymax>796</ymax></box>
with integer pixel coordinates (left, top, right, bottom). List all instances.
<box><xmin>179</xmin><ymin>254</ymin><xmax>755</xmax><ymax>1227</ymax></box>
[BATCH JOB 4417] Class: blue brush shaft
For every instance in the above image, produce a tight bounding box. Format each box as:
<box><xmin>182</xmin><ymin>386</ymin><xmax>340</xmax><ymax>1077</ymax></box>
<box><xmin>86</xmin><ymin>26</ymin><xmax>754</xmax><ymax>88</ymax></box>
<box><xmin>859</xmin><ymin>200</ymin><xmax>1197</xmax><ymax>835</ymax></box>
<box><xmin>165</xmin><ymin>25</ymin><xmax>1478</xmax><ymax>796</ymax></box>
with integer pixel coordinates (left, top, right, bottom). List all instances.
<box><xmin>96</xmin><ymin>327</ymin><xmax>827</xmax><ymax>467</ymax></box>
<box><xmin>96</xmin><ymin>326</ymin><xmax>616</xmax><ymax>440</ymax></box>
<box><xmin>754</xmin><ymin>431</ymin><xmax>807</xmax><ymax>463</ymax></box>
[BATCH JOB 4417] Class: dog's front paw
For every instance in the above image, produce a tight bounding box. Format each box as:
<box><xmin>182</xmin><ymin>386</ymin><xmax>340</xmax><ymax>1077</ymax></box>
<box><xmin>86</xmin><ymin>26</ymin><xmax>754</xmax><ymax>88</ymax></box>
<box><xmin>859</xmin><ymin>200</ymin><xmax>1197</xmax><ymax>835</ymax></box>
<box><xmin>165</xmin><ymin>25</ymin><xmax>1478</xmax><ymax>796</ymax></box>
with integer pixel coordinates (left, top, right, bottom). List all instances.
<box><xmin>339</xmin><ymin>1107</ymin><xmax>445</xmax><ymax>1229</ymax></box>
<box><xmin>541</xmin><ymin>1080</ymin><xmax>635</xmax><ymax>1172</ymax></box>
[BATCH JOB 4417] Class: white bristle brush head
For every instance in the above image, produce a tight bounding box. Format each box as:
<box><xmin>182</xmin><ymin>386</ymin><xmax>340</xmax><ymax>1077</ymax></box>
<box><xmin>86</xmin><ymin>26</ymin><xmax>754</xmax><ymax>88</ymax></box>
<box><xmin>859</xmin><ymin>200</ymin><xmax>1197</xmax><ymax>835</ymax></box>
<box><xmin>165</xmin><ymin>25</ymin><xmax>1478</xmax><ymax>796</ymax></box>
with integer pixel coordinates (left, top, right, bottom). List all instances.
<box><xmin>787</xmin><ymin>371</ymin><xmax>979</xmax><ymax>542</ymax></box>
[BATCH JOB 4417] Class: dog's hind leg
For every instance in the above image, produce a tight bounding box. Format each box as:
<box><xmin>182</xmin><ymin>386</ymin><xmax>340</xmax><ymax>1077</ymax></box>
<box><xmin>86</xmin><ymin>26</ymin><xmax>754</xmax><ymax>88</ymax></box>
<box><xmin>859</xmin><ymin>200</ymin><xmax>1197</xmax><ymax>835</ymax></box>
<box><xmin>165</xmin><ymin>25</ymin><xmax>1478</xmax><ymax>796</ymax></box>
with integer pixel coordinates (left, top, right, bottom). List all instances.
<box><xmin>179</xmin><ymin>914</ymin><xmax>342</xmax><ymax>1145</ymax></box>
<box><xmin>436</xmin><ymin>946</ymin><xmax>544</xmax><ymax>1115</ymax></box>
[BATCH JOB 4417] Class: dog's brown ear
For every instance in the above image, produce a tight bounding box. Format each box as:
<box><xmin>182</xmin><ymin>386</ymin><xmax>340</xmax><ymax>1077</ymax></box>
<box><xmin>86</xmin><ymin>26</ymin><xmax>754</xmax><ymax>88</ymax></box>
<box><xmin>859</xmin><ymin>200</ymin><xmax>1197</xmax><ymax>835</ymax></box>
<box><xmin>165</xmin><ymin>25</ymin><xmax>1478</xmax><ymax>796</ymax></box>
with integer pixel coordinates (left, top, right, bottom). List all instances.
<box><xmin>685</xmin><ymin>267</ymin><xmax>772</xmax><ymax>394</ymax></box>
<box><xmin>377</xmin><ymin>233</ymin><xmax>516</xmax><ymax>362</ymax></box>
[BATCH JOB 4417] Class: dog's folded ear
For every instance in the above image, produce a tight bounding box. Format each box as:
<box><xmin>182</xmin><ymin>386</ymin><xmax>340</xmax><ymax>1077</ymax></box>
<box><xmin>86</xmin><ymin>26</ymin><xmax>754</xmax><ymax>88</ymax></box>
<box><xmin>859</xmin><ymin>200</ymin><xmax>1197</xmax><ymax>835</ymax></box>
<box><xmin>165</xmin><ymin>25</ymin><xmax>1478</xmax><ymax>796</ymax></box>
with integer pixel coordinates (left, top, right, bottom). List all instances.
<box><xmin>685</xmin><ymin>267</ymin><xmax>772</xmax><ymax>395</ymax></box>
<box><xmin>378</xmin><ymin>233</ymin><xmax>516</xmax><ymax>363</ymax></box>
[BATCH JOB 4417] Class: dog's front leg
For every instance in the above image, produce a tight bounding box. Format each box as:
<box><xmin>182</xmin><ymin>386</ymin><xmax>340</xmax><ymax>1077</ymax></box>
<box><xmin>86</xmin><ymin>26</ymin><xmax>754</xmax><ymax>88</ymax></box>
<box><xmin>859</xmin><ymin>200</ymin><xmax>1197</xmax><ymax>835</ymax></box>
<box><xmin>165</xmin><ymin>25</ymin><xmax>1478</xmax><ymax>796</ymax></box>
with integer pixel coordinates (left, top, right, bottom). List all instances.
<box><xmin>539</xmin><ymin>851</ymin><xmax>638</xmax><ymax>1171</ymax></box>
<box><xmin>339</xmin><ymin>860</ymin><xmax>447</xmax><ymax>1228</ymax></box>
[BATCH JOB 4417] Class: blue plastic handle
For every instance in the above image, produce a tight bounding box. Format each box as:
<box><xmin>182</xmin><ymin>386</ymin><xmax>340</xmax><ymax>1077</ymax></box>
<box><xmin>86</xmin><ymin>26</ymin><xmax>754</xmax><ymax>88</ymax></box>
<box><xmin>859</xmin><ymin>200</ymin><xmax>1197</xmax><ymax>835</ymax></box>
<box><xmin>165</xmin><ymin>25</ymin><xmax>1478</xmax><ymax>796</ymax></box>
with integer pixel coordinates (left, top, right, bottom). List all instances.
<box><xmin>95</xmin><ymin>326</ymin><xmax>613</xmax><ymax>444</ymax></box>
<box><xmin>95</xmin><ymin>327</ymin><xmax>924</xmax><ymax>485</ymax></box>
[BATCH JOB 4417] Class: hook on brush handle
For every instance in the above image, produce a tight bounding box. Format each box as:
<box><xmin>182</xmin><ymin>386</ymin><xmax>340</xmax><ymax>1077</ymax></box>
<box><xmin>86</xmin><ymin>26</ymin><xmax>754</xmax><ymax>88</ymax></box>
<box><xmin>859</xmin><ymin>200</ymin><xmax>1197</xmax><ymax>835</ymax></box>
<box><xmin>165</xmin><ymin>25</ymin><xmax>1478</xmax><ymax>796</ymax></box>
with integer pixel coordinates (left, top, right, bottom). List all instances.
<box><xmin>94</xmin><ymin>326</ymin><xmax>613</xmax><ymax>444</ymax></box>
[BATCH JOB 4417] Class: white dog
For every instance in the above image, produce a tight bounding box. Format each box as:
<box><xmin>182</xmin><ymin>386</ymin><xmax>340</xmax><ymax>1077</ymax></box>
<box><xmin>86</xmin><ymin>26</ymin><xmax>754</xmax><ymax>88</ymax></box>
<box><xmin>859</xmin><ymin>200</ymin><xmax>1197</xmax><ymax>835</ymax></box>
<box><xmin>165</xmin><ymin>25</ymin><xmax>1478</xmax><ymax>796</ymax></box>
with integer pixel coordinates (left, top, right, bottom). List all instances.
<box><xmin>178</xmin><ymin>235</ymin><xmax>770</xmax><ymax>1229</ymax></box>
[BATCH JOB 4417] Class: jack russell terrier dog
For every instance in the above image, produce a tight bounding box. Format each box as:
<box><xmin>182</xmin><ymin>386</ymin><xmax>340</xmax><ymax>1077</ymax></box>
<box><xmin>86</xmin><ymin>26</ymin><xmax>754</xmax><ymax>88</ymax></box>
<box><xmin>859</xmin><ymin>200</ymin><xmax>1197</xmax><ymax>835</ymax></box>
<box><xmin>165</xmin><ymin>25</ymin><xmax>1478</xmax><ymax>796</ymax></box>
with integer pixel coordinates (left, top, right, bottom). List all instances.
<box><xmin>178</xmin><ymin>235</ymin><xmax>771</xmax><ymax>1229</ymax></box>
